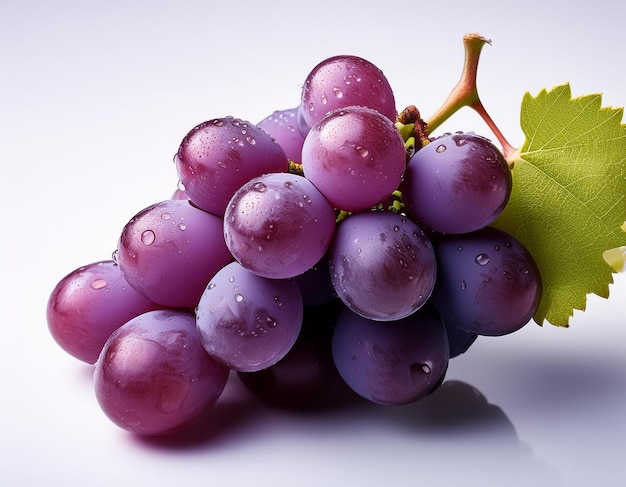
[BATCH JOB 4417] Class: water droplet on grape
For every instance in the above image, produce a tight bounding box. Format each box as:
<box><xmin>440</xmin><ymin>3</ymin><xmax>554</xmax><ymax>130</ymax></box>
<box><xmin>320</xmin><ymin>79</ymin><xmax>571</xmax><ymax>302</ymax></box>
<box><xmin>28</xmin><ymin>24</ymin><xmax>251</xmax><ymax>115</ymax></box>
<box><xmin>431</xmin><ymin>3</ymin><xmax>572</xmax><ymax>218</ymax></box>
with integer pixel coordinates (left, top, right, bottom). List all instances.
<box><xmin>351</xmin><ymin>356</ymin><xmax>357</xmax><ymax>364</ymax></box>
<box><xmin>421</xmin><ymin>364</ymin><xmax>431</xmax><ymax>374</ymax></box>
<box><xmin>503</xmin><ymin>271</ymin><xmax>512</xmax><ymax>279</ymax></box>
<box><xmin>332</xmin><ymin>87</ymin><xmax>343</xmax><ymax>98</ymax></box>
<box><xmin>178</xmin><ymin>223</ymin><xmax>186</xmax><ymax>231</ymax></box>
<box><xmin>494</xmin><ymin>244</ymin><xmax>500</xmax><ymax>251</ymax></box>
<box><xmin>161</xmin><ymin>213</ymin><xmax>171</xmax><ymax>220</ymax></box>
<box><xmin>436</xmin><ymin>144</ymin><xmax>446</xmax><ymax>153</ymax></box>
<box><xmin>461</xmin><ymin>280</ymin><xmax>467</xmax><ymax>290</ymax></box>
<box><xmin>246</xmin><ymin>136</ymin><xmax>256</xmax><ymax>145</ymax></box>
<box><xmin>91</xmin><ymin>278</ymin><xmax>107</xmax><ymax>290</ymax></box>
<box><xmin>266</xmin><ymin>316</ymin><xmax>277</xmax><ymax>328</ymax></box>
<box><xmin>356</xmin><ymin>146</ymin><xmax>369</xmax><ymax>158</ymax></box>
<box><xmin>235</xmin><ymin>294</ymin><xmax>244</xmax><ymax>302</ymax></box>
<box><xmin>111</xmin><ymin>249</ymin><xmax>119</xmax><ymax>263</ymax></box>
<box><xmin>393</xmin><ymin>225</ymin><xmax>400</xmax><ymax>232</ymax></box>
<box><xmin>141</xmin><ymin>230</ymin><xmax>156</xmax><ymax>245</ymax></box>
<box><xmin>253</xmin><ymin>182</ymin><xmax>267</xmax><ymax>192</ymax></box>
<box><xmin>284</xmin><ymin>181</ymin><xmax>293</xmax><ymax>189</ymax></box>
<box><xmin>457</xmin><ymin>245</ymin><xmax>463</xmax><ymax>252</ymax></box>
<box><xmin>228</xmin><ymin>276</ymin><xmax>235</xmax><ymax>283</ymax></box>
<box><xmin>177</xmin><ymin>180</ymin><xmax>186</xmax><ymax>191</ymax></box>
<box><xmin>475</xmin><ymin>253</ymin><xmax>490</xmax><ymax>266</ymax></box>
<box><xmin>207</xmin><ymin>282</ymin><xmax>216</xmax><ymax>290</ymax></box>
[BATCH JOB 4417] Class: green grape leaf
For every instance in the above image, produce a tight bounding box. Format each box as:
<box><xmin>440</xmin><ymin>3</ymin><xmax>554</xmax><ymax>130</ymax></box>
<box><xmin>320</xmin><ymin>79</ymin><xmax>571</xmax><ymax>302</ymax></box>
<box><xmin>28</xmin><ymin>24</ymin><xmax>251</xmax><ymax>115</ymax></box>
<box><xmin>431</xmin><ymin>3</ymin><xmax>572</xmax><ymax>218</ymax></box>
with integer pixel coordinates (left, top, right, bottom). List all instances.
<box><xmin>493</xmin><ymin>83</ymin><xmax>626</xmax><ymax>327</ymax></box>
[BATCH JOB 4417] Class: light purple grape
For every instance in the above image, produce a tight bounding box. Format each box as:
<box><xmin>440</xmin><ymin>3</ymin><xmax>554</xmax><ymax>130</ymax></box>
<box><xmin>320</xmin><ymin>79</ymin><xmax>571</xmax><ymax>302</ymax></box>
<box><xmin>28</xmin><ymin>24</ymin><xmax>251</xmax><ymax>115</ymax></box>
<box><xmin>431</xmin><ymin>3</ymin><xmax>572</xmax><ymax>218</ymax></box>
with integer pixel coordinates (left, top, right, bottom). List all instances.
<box><xmin>301</xmin><ymin>106</ymin><xmax>406</xmax><ymax>212</ymax></box>
<box><xmin>431</xmin><ymin>226</ymin><xmax>542</xmax><ymax>336</ymax></box>
<box><xmin>195</xmin><ymin>261</ymin><xmax>303</xmax><ymax>372</ymax></box>
<box><xmin>331</xmin><ymin>305</ymin><xmax>449</xmax><ymax>405</ymax></box>
<box><xmin>116</xmin><ymin>199</ymin><xmax>233</xmax><ymax>309</ymax></box>
<box><xmin>401</xmin><ymin>132</ymin><xmax>512</xmax><ymax>234</ymax></box>
<box><xmin>47</xmin><ymin>260</ymin><xmax>162</xmax><ymax>364</ymax></box>
<box><xmin>257</xmin><ymin>107</ymin><xmax>305</xmax><ymax>164</ymax></box>
<box><xmin>174</xmin><ymin>117</ymin><xmax>289</xmax><ymax>216</ymax></box>
<box><xmin>298</xmin><ymin>54</ymin><xmax>397</xmax><ymax>134</ymax></box>
<box><xmin>224</xmin><ymin>172</ymin><xmax>336</xmax><ymax>279</ymax></box>
<box><xmin>94</xmin><ymin>309</ymin><xmax>229</xmax><ymax>436</ymax></box>
<box><xmin>329</xmin><ymin>211</ymin><xmax>437</xmax><ymax>321</ymax></box>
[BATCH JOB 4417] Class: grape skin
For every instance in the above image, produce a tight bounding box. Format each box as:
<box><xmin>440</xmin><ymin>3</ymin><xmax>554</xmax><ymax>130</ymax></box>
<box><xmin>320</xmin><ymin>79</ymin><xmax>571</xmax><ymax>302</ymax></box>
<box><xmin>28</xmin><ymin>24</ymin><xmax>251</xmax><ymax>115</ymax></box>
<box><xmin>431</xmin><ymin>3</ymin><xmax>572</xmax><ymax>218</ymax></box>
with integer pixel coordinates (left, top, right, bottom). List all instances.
<box><xmin>224</xmin><ymin>172</ymin><xmax>336</xmax><ymax>279</ymax></box>
<box><xmin>94</xmin><ymin>309</ymin><xmax>229</xmax><ymax>436</ymax></box>
<box><xmin>195</xmin><ymin>261</ymin><xmax>304</xmax><ymax>372</ymax></box>
<box><xmin>257</xmin><ymin>107</ymin><xmax>305</xmax><ymax>164</ymax></box>
<box><xmin>298</xmin><ymin>54</ymin><xmax>397</xmax><ymax>133</ymax></box>
<box><xmin>331</xmin><ymin>305</ymin><xmax>449</xmax><ymax>406</ymax></box>
<box><xmin>401</xmin><ymin>132</ymin><xmax>512</xmax><ymax>234</ymax></box>
<box><xmin>329</xmin><ymin>211</ymin><xmax>437</xmax><ymax>321</ymax></box>
<box><xmin>47</xmin><ymin>260</ymin><xmax>162</xmax><ymax>364</ymax></box>
<box><xmin>174</xmin><ymin>116</ymin><xmax>289</xmax><ymax>216</ymax></box>
<box><xmin>116</xmin><ymin>199</ymin><xmax>233</xmax><ymax>309</ymax></box>
<box><xmin>301</xmin><ymin>106</ymin><xmax>406</xmax><ymax>212</ymax></box>
<box><xmin>431</xmin><ymin>227</ymin><xmax>542</xmax><ymax>336</ymax></box>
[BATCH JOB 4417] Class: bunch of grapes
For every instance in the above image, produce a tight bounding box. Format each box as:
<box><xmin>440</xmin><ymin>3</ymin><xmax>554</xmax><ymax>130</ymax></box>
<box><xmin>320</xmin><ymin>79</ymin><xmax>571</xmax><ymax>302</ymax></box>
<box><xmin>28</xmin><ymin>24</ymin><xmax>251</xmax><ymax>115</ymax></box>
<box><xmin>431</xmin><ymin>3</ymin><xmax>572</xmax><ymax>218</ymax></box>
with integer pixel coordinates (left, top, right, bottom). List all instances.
<box><xmin>47</xmin><ymin>54</ymin><xmax>542</xmax><ymax>436</ymax></box>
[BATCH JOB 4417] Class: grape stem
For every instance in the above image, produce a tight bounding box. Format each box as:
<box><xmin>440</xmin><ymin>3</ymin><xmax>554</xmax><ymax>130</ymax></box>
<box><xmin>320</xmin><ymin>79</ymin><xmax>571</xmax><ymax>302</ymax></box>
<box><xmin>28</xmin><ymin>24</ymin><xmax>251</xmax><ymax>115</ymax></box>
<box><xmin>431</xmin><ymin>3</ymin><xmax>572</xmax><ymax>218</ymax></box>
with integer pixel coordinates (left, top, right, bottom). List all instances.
<box><xmin>425</xmin><ymin>33</ymin><xmax>518</xmax><ymax>165</ymax></box>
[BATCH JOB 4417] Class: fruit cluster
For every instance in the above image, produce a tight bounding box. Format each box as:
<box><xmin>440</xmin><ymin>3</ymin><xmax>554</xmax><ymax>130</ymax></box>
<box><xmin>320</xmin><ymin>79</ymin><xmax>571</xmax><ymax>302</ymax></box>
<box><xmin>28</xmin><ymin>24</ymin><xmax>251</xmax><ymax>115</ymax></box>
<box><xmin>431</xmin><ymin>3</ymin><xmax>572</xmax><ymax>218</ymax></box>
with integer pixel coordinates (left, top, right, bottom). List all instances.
<box><xmin>47</xmin><ymin>54</ymin><xmax>542</xmax><ymax>436</ymax></box>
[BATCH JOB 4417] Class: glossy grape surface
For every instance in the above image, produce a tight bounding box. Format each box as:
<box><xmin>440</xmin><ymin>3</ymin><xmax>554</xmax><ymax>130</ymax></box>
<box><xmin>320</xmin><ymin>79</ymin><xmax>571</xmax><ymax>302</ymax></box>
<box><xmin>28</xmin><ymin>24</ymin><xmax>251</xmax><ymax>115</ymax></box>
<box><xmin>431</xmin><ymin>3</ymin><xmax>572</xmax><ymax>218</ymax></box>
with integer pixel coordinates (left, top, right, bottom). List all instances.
<box><xmin>329</xmin><ymin>211</ymin><xmax>437</xmax><ymax>321</ymax></box>
<box><xmin>301</xmin><ymin>106</ymin><xmax>406</xmax><ymax>212</ymax></box>
<box><xmin>331</xmin><ymin>305</ymin><xmax>449</xmax><ymax>405</ymax></box>
<box><xmin>224</xmin><ymin>172</ymin><xmax>336</xmax><ymax>279</ymax></box>
<box><xmin>174</xmin><ymin>117</ymin><xmax>289</xmax><ymax>216</ymax></box>
<box><xmin>401</xmin><ymin>132</ymin><xmax>512</xmax><ymax>234</ymax></box>
<box><xmin>196</xmin><ymin>261</ymin><xmax>304</xmax><ymax>372</ymax></box>
<box><xmin>431</xmin><ymin>226</ymin><xmax>542</xmax><ymax>336</ymax></box>
<box><xmin>47</xmin><ymin>260</ymin><xmax>162</xmax><ymax>364</ymax></box>
<box><xmin>116</xmin><ymin>199</ymin><xmax>232</xmax><ymax>308</ymax></box>
<box><xmin>298</xmin><ymin>54</ymin><xmax>396</xmax><ymax>133</ymax></box>
<box><xmin>94</xmin><ymin>309</ymin><xmax>229</xmax><ymax>436</ymax></box>
<box><xmin>257</xmin><ymin>107</ymin><xmax>305</xmax><ymax>164</ymax></box>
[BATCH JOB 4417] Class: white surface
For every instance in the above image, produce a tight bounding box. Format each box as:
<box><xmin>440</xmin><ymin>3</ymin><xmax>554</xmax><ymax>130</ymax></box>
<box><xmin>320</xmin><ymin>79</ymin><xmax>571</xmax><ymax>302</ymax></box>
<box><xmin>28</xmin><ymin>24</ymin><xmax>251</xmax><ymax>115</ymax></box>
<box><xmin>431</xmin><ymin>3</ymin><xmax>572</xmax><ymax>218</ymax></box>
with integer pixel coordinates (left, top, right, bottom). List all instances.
<box><xmin>1</xmin><ymin>1</ymin><xmax>625</xmax><ymax>486</ymax></box>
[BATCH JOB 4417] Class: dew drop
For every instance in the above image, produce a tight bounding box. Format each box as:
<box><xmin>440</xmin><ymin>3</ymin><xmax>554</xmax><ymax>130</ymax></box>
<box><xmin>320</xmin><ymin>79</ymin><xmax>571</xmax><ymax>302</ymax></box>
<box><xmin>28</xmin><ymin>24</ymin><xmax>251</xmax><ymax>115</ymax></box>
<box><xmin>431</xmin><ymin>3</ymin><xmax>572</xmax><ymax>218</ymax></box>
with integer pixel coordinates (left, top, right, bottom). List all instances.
<box><xmin>475</xmin><ymin>253</ymin><xmax>490</xmax><ymax>266</ymax></box>
<box><xmin>351</xmin><ymin>356</ymin><xmax>357</xmax><ymax>364</ymax></box>
<box><xmin>91</xmin><ymin>278</ymin><xmax>108</xmax><ymax>290</ymax></box>
<box><xmin>421</xmin><ymin>364</ymin><xmax>431</xmax><ymax>374</ymax></box>
<box><xmin>393</xmin><ymin>225</ymin><xmax>400</xmax><ymax>232</ymax></box>
<box><xmin>494</xmin><ymin>244</ymin><xmax>501</xmax><ymax>251</ymax></box>
<box><xmin>457</xmin><ymin>245</ymin><xmax>463</xmax><ymax>252</ymax></box>
<box><xmin>320</xmin><ymin>94</ymin><xmax>328</xmax><ymax>105</ymax></box>
<box><xmin>111</xmin><ymin>249</ymin><xmax>119</xmax><ymax>263</ymax></box>
<box><xmin>246</xmin><ymin>136</ymin><xmax>256</xmax><ymax>145</ymax></box>
<box><xmin>178</xmin><ymin>223</ymin><xmax>186</xmax><ymax>231</ymax></box>
<box><xmin>460</xmin><ymin>280</ymin><xmax>467</xmax><ymax>290</ymax></box>
<box><xmin>228</xmin><ymin>276</ymin><xmax>235</xmax><ymax>283</ymax></box>
<box><xmin>207</xmin><ymin>282</ymin><xmax>216</xmax><ymax>290</ymax></box>
<box><xmin>332</xmin><ymin>87</ymin><xmax>343</xmax><ymax>98</ymax></box>
<box><xmin>284</xmin><ymin>181</ymin><xmax>293</xmax><ymax>189</ymax></box>
<box><xmin>266</xmin><ymin>316</ymin><xmax>278</xmax><ymax>328</ymax></box>
<box><xmin>161</xmin><ymin>213</ymin><xmax>171</xmax><ymax>220</ymax></box>
<box><xmin>356</xmin><ymin>146</ymin><xmax>369</xmax><ymax>158</ymax></box>
<box><xmin>253</xmin><ymin>182</ymin><xmax>267</xmax><ymax>193</ymax></box>
<box><xmin>503</xmin><ymin>271</ymin><xmax>513</xmax><ymax>279</ymax></box>
<box><xmin>436</xmin><ymin>144</ymin><xmax>446</xmax><ymax>153</ymax></box>
<box><xmin>141</xmin><ymin>230</ymin><xmax>156</xmax><ymax>245</ymax></box>
<box><xmin>235</xmin><ymin>294</ymin><xmax>244</xmax><ymax>302</ymax></box>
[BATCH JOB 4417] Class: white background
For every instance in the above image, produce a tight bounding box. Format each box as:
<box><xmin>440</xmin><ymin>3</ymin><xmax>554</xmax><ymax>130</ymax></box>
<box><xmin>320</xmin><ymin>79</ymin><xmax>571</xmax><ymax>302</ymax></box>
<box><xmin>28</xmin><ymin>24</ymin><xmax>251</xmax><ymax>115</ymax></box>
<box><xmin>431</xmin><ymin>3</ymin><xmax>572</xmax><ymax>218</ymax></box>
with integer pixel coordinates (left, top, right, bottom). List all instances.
<box><xmin>1</xmin><ymin>1</ymin><xmax>625</xmax><ymax>486</ymax></box>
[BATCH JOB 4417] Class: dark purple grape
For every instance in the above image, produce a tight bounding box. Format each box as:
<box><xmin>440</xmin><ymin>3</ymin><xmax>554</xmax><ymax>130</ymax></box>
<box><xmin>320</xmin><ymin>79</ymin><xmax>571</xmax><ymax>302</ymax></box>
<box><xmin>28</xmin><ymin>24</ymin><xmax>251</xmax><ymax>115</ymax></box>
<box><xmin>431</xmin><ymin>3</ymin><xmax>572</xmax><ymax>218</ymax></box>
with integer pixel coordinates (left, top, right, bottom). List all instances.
<box><xmin>237</xmin><ymin>301</ymin><xmax>345</xmax><ymax>409</ymax></box>
<box><xmin>223</xmin><ymin>172</ymin><xmax>336</xmax><ymax>279</ymax></box>
<box><xmin>195</xmin><ymin>261</ymin><xmax>304</xmax><ymax>372</ymax></box>
<box><xmin>174</xmin><ymin>117</ymin><xmax>289</xmax><ymax>216</ymax></box>
<box><xmin>301</xmin><ymin>106</ymin><xmax>406</xmax><ymax>212</ymax></box>
<box><xmin>116</xmin><ymin>199</ymin><xmax>233</xmax><ymax>309</ymax></box>
<box><xmin>298</xmin><ymin>54</ymin><xmax>397</xmax><ymax>133</ymax></box>
<box><xmin>331</xmin><ymin>305</ymin><xmax>449</xmax><ymax>405</ymax></box>
<box><xmin>328</xmin><ymin>211</ymin><xmax>437</xmax><ymax>321</ymax></box>
<box><xmin>94</xmin><ymin>309</ymin><xmax>229</xmax><ymax>436</ymax></box>
<box><xmin>257</xmin><ymin>107</ymin><xmax>306</xmax><ymax>164</ymax></box>
<box><xmin>47</xmin><ymin>260</ymin><xmax>163</xmax><ymax>364</ymax></box>
<box><xmin>431</xmin><ymin>226</ymin><xmax>542</xmax><ymax>336</ymax></box>
<box><xmin>401</xmin><ymin>132</ymin><xmax>512</xmax><ymax>234</ymax></box>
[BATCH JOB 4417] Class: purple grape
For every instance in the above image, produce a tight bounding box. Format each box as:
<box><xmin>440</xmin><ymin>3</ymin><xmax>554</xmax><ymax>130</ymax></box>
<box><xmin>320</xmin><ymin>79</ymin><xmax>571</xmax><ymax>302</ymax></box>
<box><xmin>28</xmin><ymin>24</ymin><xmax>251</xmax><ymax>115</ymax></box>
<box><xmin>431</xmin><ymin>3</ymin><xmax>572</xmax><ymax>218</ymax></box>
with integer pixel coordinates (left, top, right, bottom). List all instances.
<box><xmin>328</xmin><ymin>211</ymin><xmax>437</xmax><ymax>321</ymax></box>
<box><xmin>174</xmin><ymin>117</ymin><xmax>289</xmax><ymax>216</ymax></box>
<box><xmin>47</xmin><ymin>260</ymin><xmax>163</xmax><ymax>364</ymax></box>
<box><xmin>223</xmin><ymin>172</ymin><xmax>336</xmax><ymax>279</ymax></box>
<box><xmin>431</xmin><ymin>226</ymin><xmax>542</xmax><ymax>336</ymax></box>
<box><xmin>116</xmin><ymin>199</ymin><xmax>233</xmax><ymax>309</ymax></box>
<box><xmin>237</xmin><ymin>301</ymin><xmax>346</xmax><ymax>409</ymax></box>
<box><xmin>94</xmin><ymin>309</ymin><xmax>229</xmax><ymax>436</ymax></box>
<box><xmin>331</xmin><ymin>305</ymin><xmax>449</xmax><ymax>405</ymax></box>
<box><xmin>257</xmin><ymin>107</ymin><xmax>305</xmax><ymax>164</ymax></box>
<box><xmin>401</xmin><ymin>132</ymin><xmax>512</xmax><ymax>234</ymax></box>
<box><xmin>195</xmin><ymin>261</ymin><xmax>304</xmax><ymax>372</ymax></box>
<box><xmin>298</xmin><ymin>54</ymin><xmax>397</xmax><ymax>134</ymax></box>
<box><xmin>301</xmin><ymin>106</ymin><xmax>406</xmax><ymax>212</ymax></box>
